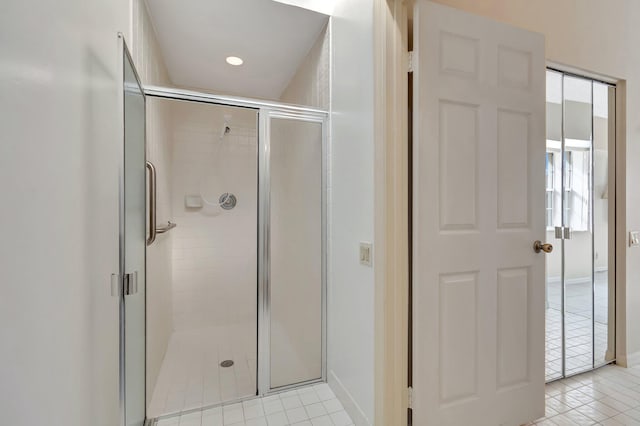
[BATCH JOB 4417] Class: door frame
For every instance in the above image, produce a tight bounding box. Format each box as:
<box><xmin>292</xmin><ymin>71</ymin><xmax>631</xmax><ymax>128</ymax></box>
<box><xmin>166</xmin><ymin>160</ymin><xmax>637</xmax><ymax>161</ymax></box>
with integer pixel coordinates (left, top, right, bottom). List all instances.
<box><xmin>547</xmin><ymin>62</ymin><xmax>628</xmax><ymax>369</ymax></box>
<box><xmin>544</xmin><ymin>62</ymin><xmax>626</xmax><ymax>374</ymax></box>
<box><xmin>373</xmin><ymin>1</ymin><xmax>410</xmax><ymax>425</ymax></box>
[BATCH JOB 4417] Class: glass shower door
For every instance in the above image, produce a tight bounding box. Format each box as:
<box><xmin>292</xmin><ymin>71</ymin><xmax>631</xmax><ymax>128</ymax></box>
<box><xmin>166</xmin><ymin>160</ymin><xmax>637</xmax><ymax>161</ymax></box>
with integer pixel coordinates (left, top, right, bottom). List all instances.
<box><xmin>121</xmin><ymin>37</ymin><xmax>146</xmax><ymax>426</ymax></box>
<box><xmin>263</xmin><ymin>112</ymin><xmax>326</xmax><ymax>391</ymax></box>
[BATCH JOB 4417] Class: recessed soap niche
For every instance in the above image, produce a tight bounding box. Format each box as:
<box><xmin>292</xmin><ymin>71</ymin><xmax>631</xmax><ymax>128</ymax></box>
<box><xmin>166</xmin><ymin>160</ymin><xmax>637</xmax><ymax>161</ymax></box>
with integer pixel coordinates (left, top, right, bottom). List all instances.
<box><xmin>185</xmin><ymin>194</ymin><xmax>203</xmax><ymax>209</ymax></box>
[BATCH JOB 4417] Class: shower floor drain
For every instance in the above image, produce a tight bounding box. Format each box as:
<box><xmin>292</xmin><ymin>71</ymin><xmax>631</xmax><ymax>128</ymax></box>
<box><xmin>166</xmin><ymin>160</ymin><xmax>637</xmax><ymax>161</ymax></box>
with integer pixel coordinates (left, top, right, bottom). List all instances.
<box><xmin>220</xmin><ymin>360</ymin><xmax>234</xmax><ymax>368</ymax></box>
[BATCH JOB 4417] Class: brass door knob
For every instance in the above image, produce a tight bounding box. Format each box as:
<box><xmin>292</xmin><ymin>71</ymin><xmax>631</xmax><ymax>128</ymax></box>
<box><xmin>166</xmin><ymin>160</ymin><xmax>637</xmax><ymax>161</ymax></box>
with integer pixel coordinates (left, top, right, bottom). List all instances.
<box><xmin>533</xmin><ymin>240</ymin><xmax>553</xmax><ymax>253</ymax></box>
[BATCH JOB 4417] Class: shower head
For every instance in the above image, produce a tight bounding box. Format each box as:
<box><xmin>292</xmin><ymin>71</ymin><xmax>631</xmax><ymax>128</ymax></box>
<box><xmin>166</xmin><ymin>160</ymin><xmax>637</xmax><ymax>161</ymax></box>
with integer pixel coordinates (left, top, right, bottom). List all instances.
<box><xmin>219</xmin><ymin>124</ymin><xmax>231</xmax><ymax>139</ymax></box>
<box><xmin>219</xmin><ymin>114</ymin><xmax>232</xmax><ymax>139</ymax></box>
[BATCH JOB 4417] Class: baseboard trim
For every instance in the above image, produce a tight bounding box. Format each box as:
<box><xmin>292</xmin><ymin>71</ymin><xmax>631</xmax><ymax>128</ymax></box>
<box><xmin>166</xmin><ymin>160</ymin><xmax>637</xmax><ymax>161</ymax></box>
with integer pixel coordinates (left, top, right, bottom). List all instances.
<box><xmin>618</xmin><ymin>351</ymin><xmax>640</xmax><ymax>368</ymax></box>
<box><xmin>328</xmin><ymin>370</ymin><xmax>372</xmax><ymax>426</ymax></box>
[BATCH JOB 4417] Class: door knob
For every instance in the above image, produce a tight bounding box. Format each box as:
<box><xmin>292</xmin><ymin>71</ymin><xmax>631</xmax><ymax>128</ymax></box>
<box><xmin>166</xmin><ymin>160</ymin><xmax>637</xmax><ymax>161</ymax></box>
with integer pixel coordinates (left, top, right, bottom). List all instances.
<box><xmin>533</xmin><ymin>240</ymin><xmax>553</xmax><ymax>253</ymax></box>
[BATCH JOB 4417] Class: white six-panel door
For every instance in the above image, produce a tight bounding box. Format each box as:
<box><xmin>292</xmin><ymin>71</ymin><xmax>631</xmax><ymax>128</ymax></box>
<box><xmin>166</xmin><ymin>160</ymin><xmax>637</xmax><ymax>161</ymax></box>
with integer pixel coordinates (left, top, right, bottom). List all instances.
<box><xmin>412</xmin><ymin>2</ymin><xmax>546</xmax><ymax>425</ymax></box>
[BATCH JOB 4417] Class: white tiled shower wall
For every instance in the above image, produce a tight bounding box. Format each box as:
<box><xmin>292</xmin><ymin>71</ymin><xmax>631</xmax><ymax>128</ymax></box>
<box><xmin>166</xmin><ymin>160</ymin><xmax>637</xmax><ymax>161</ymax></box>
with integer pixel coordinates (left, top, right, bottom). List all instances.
<box><xmin>169</xmin><ymin>102</ymin><xmax>258</xmax><ymax>331</ymax></box>
<box><xmin>280</xmin><ymin>23</ymin><xmax>330</xmax><ymax>110</ymax></box>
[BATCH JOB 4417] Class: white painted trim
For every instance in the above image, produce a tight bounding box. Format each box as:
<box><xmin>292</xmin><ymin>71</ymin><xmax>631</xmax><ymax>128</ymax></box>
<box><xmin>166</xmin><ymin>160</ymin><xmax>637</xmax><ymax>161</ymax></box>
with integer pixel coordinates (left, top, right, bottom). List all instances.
<box><xmin>616</xmin><ymin>351</ymin><xmax>640</xmax><ymax>368</ymax></box>
<box><xmin>614</xmin><ymin>80</ymin><xmax>626</xmax><ymax>377</ymax></box>
<box><xmin>372</xmin><ymin>1</ymin><xmax>409</xmax><ymax>425</ymax></box>
<box><xmin>328</xmin><ymin>371</ymin><xmax>372</xmax><ymax>426</ymax></box>
<box><xmin>547</xmin><ymin>60</ymin><xmax>618</xmax><ymax>85</ymax></box>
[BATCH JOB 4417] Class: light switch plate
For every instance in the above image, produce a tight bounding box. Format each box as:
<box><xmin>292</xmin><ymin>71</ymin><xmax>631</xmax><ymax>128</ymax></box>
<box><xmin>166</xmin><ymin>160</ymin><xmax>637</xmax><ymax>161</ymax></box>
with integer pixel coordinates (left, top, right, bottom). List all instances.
<box><xmin>360</xmin><ymin>242</ymin><xmax>372</xmax><ymax>266</ymax></box>
<box><xmin>630</xmin><ymin>231</ymin><xmax>640</xmax><ymax>247</ymax></box>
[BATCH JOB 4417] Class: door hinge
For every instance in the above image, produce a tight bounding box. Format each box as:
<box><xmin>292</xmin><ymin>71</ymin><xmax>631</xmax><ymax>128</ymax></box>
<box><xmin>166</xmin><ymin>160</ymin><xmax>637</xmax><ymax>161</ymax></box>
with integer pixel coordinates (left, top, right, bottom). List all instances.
<box><xmin>408</xmin><ymin>386</ymin><xmax>414</xmax><ymax>410</ymax></box>
<box><xmin>111</xmin><ymin>271</ymin><xmax>139</xmax><ymax>297</ymax></box>
<box><xmin>408</xmin><ymin>51</ymin><xmax>414</xmax><ymax>73</ymax></box>
<box><xmin>123</xmin><ymin>271</ymin><xmax>138</xmax><ymax>295</ymax></box>
<box><xmin>111</xmin><ymin>273</ymin><xmax>120</xmax><ymax>297</ymax></box>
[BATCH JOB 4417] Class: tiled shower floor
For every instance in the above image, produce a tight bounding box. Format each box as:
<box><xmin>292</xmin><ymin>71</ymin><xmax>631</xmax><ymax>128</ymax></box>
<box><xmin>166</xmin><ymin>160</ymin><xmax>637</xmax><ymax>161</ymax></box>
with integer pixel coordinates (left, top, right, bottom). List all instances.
<box><xmin>149</xmin><ymin>325</ymin><xmax>257</xmax><ymax>418</ymax></box>
<box><xmin>154</xmin><ymin>383</ymin><xmax>354</xmax><ymax>426</ymax></box>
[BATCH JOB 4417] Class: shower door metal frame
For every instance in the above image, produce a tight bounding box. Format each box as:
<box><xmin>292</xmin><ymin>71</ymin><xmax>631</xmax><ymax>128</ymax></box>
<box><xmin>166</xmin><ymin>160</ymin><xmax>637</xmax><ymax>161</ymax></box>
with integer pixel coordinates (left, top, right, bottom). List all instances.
<box><xmin>258</xmin><ymin>109</ymin><xmax>329</xmax><ymax>395</ymax></box>
<box><xmin>142</xmin><ymin>85</ymin><xmax>329</xmax><ymax>401</ymax></box>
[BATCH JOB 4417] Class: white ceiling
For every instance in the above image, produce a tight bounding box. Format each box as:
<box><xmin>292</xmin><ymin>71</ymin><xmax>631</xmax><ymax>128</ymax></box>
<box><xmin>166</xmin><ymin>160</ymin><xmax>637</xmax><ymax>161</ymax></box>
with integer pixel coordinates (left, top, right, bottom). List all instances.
<box><xmin>271</xmin><ymin>0</ymin><xmax>339</xmax><ymax>15</ymax></box>
<box><xmin>145</xmin><ymin>0</ymin><xmax>329</xmax><ymax>100</ymax></box>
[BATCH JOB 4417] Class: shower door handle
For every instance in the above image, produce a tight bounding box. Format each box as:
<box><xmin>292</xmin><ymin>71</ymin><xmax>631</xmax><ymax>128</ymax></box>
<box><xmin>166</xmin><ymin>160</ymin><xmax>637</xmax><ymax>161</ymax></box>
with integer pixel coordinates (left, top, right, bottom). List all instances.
<box><xmin>146</xmin><ymin>161</ymin><xmax>157</xmax><ymax>246</ymax></box>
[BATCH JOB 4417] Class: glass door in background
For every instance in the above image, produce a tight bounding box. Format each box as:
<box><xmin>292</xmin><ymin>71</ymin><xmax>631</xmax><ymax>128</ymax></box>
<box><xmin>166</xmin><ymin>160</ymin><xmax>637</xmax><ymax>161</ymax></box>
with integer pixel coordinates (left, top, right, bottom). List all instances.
<box><xmin>545</xmin><ymin>69</ymin><xmax>616</xmax><ymax>381</ymax></box>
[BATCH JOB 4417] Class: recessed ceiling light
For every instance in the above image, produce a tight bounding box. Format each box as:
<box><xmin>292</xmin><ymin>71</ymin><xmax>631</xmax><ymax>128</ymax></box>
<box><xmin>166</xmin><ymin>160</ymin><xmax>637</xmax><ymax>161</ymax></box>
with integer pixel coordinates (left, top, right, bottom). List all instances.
<box><xmin>226</xmin><ymin>56</ymin><xmax>244</xmax><ymax>66</ymax></box>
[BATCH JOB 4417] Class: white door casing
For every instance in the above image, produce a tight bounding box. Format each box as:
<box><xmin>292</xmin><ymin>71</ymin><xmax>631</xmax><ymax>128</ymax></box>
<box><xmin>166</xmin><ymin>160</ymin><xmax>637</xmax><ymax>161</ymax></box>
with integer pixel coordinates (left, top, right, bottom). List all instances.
<box><xmin>412</xmin><ymin>2</ymin><xmax>546</xmax><ymax>425</ymax></box>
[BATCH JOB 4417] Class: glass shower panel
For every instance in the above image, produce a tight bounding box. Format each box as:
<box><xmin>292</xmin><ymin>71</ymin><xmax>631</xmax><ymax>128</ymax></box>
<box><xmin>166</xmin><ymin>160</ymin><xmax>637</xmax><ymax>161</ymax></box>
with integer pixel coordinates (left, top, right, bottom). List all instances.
<box><xmin>562</xmin><ymin>76</ymin><xmax>594</xmax><ymax>376</ymax></box>
<box><xmin>545</xmin><ymin>70</ymin><xmax>564</xmax><ymax>382</ymax></box>
<box><xmin>269</xmin><ymin>117</ymin><xmax>323</xmax><ymax>389</ymax></box>
<box><xmin>123</xmin><ymin>43</ymin><xmax>146</xmax><ymax>426</ymax></box>
<box><xmin>593</xmin><ymin>82</ymin><xmax>615</xmax><ymax>367</ymax></box>
<box><xmin>146</xmin><ymin>99</ymin><xmax>259</xmax><ymax>417</ymax></box>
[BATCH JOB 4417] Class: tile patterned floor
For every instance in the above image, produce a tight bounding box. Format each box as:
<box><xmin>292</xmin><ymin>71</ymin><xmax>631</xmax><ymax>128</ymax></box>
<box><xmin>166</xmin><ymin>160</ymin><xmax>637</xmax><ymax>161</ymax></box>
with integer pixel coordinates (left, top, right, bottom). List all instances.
<box><xmin>149</xmin><ymin>325</ymin><xmax>257</xmax><ymax>418</ymax></box>
<box><xmin>154</xmin><ymin>382</ymin><xmax>354</xmax><ymax>426</ymax></box>
<box><xmin>546</xmin><ymin>271</ymin><xmax>613</xmax><ymax>381</ymax></box>
<box><xmin>529</xmin><ymin>364</ymin><xmax>640</xmax><ymax>425</ymax></box>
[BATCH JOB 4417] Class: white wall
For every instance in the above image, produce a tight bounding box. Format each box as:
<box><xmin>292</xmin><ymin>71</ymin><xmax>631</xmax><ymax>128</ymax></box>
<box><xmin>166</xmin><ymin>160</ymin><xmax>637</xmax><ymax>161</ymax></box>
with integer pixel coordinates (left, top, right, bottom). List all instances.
<box><xmin>274</xmin><ymin>3</ymin><xmax>377</xmax><ymax>420</ymax></box>
<box><xmin>129</xmin><ymin>0</ymin><xmax>175</xmax><ymax>407</ymax></box>
<box><xmin>430</xmin><ymin>0</ymin><xmax>640</xmax><ymax>364</ymax></box>
<box><xmin>0</xmin><ymin>1</ymin><xmax>128</xmax><ymax>425</ymax></box>
<box><xmin>328</xmin><ymin>1</ymin><xmax>376</xmax><ymax>424</ymax></box>
<box><xmin>169</xmin><ymin>101</ymin><xmax>258</xmax><ymax>331</ymax></box>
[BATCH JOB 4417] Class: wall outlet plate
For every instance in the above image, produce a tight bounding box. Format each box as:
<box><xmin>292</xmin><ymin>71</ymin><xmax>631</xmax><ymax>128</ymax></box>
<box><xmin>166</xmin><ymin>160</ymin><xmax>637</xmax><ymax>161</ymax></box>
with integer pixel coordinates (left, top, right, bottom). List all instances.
<box><xmin>630</xmin><ymin>231</ymin><xmax>640</xmax><ymax>247</ymax></box>
<box><xmin>360</xmin><ymin>242</ymin><xmax>372</xmax><ymax>266</ymax></box>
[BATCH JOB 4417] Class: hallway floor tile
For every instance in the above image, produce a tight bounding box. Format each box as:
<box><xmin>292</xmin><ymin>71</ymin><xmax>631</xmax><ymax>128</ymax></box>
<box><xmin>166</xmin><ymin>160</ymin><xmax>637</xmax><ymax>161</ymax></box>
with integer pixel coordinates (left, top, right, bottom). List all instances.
<box><xmin>154</xmin><ymin>382</ymin><xmax>354</xmax><ymax>426</ymax></box>
<box><xmin>531</xmin><ymin>364</ymin><xmax>640</xmax><ymax>425</ymax></box>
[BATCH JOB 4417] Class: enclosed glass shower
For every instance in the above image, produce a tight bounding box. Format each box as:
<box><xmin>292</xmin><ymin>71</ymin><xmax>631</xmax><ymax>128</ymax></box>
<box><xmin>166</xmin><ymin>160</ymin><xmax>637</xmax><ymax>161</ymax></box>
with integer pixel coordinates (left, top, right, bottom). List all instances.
<box><xmin>138</xmin><ymin>88</ymin><xmax>327</xmax><ymax>420</ymax></box>
<box><xmin>545</xmin><ymin>69</ymin><xmax>616</xmax><ymax>381</ymax></box>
